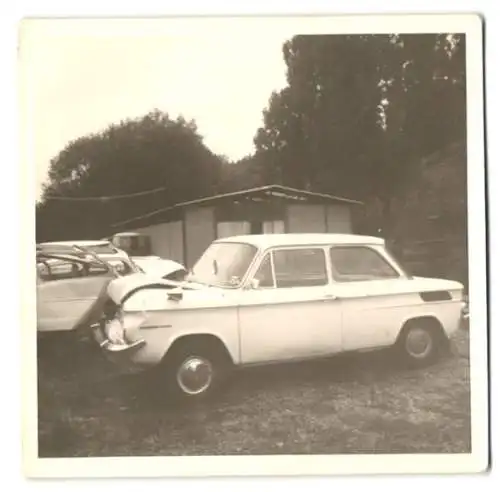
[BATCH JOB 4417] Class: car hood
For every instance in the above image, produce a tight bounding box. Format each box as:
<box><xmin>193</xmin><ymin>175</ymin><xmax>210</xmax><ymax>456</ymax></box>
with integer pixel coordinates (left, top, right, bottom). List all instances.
<box><xmin>106</xmin><ymin>272</ymin><xmax>225</xmax><ymax>310</ymax></box>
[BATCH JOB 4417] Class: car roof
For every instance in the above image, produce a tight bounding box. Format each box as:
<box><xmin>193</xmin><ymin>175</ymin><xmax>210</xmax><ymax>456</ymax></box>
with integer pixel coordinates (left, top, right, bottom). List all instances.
<box><xmin>214</xmin><ymin>233</ymin><xmax>385</xmax><ymax>248</ymax></box>
<box><xmin>36</xmin><ymin>252</ymin><xmax>99</xmax><ymax>264</ymax></box>
<box><xmin>38</xmin><ymin>240</ymin><xmax>112</xmax><ymax>247</ymax></box>
<box><xmin>111</xmin><ymin>232</ymin><xmax>146</xmax><ymax>237</ymax></box>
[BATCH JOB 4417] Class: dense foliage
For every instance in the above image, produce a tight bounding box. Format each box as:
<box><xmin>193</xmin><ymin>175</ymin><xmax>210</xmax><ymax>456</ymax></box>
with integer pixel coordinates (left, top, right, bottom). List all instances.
<box><xmin>36</xmin><ymin>111</ymin><xmax>222</xmax><ymax>240</ymax></box>
<box><xmin>252</xmin><ymin>34</ymin><xmax>466</xmax><ymax>233</ymax></box>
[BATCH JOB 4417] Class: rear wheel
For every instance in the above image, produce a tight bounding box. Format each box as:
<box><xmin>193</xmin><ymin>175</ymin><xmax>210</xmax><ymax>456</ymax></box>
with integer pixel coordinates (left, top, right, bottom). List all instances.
<box><xmin>396</xmin><ymin>321</ymin><xmax>446</xmax><ymax>368</ymax></box>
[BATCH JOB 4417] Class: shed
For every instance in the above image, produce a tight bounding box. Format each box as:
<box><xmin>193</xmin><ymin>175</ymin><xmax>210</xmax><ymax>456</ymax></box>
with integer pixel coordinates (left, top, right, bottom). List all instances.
<box><xmin>111</xmin><ymin>184</ymin><xmax>363</xmax><ymax>268</ymax></box>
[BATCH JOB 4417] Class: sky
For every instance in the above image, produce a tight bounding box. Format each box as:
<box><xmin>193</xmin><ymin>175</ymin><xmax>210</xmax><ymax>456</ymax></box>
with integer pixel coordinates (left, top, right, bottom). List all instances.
<box><xmin>20</xmin><ymin>21</ymin><xmax>290</xmax><ymax>200</ymax></box>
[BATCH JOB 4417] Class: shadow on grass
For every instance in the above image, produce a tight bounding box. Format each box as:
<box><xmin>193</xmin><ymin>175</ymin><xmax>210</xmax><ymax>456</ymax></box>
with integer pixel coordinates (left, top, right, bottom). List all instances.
<box><xmin>37</xmin><ymin>331</ymin><xmax>469</xmax><ymax>457</ymax></box>
<box><xmin>39</xmin><ymin>336</ymin><xmax>458</xmax><ymax>412</ymax></box>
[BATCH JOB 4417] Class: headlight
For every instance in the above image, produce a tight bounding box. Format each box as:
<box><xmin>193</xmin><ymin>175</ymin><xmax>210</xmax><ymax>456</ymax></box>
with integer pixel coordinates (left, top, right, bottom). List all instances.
<box><xmin>104</xmin><ymin>311</ymin><xmax>147</xmax><ymax>345</ymax></box>
<box><xmin>104</xmin><ymin>318</ymin><xmax>126</xmax><ymax>345</ymax></box>
<box><xmin>461</xmin><ymin>301</ymin><xmax>469</xmax><ymax>319</ymax></box>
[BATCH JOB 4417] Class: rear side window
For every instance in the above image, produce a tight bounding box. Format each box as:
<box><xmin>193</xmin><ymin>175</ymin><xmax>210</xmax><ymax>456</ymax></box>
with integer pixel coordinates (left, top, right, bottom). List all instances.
<box><xmin>329</xmin><ymin>246</ymin><xmax>400</xmax><ymax>282</ymax></box>
<box><xmin>273</xmin><ymin>248</ymin><xmax>328</xmax><ymax>288</ymax></box>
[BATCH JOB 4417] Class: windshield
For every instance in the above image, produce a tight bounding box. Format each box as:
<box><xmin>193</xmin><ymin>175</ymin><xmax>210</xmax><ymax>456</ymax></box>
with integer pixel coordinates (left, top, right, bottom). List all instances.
<box><xmin>187</xmin><ymin>242</ymin><xmax>257</xmax><ymax>288</ymax></box>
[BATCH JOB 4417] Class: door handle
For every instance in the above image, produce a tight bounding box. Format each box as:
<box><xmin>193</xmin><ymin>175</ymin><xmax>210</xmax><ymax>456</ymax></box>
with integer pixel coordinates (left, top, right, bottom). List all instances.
<box><xmin>322</xmin><ymin>293</ymin><xmax>337</xmax><ymax>300</ymax></box>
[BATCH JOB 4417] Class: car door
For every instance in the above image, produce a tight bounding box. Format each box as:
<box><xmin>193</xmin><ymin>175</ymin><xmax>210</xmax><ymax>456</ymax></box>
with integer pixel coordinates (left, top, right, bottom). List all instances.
<box><xmin>328</xmin><ymin>245</ymin><xmax>410</xmax><ymax>351</ymax></box>
<box><xmin>237</xmin><ymin>246</ymin><xmax>343</xmax><ymax>364</ymax></box>
<box><xmin>37</xmin><ymin>259</ymin><xmax>113</xmax><ymax>333</ymax></box>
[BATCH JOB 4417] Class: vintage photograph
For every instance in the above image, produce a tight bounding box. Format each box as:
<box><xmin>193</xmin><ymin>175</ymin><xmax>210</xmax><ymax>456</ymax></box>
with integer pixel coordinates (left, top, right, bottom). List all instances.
<box><xmin>20</xmin><ymin>15</ymin><xmax>488</xmax><ymax>477</ymax></box>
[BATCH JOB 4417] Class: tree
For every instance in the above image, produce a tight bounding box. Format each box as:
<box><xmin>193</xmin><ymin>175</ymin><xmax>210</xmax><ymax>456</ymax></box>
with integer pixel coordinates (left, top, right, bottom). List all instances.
<box><xmin>216</xmin><ymin>154</ymin><xmax>270</xmax><ymax>193</ymax></box>
<box><xmin>253</xmin><ymin>34</ymin><xmax>466</xmax><ymax>235</ymax></box>
<box><xmin>36</xmin><ymin>110</ymin><xmax>223</xmax><ymax>241</ymax></box>
<box><xmin>254</xmin><ymin>35</ymin><xmax>387</xmax><ymax>196</ymax></box>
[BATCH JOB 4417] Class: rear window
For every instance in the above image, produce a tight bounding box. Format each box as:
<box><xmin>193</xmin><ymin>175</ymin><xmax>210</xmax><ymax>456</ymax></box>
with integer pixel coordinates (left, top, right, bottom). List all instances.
<box><xmin>329</xmin><ymin>246</ymin><xmax>400</xmax><ymax>282</ymax></box>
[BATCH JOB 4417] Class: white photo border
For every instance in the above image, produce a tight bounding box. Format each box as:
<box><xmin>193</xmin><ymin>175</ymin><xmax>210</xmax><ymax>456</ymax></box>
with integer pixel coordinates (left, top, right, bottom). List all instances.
<box><xmin>20</xmin><ymin>13</ymin><xmax>489</xmax><ymax>478</ymax></box>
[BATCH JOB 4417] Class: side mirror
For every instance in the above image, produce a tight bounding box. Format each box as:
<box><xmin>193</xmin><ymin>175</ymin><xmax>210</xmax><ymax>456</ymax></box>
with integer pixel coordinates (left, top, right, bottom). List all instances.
<box><xmin>249</xmin><ymin>278</ymin><xmax>260</xmax><ymax>290</ymax></box>
<box><xmin>168</xmin><ymin>289</ymin><xmax>183</xmax><ymax>302</ymax></box>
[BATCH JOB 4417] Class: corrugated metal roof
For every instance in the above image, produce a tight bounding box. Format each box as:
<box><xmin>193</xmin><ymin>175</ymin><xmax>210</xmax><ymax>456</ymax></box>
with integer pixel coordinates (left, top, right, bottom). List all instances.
<box><xmin>112</xmin><ymin>184</ymin><xmax>363</xmax><ymax>229</ymax></box>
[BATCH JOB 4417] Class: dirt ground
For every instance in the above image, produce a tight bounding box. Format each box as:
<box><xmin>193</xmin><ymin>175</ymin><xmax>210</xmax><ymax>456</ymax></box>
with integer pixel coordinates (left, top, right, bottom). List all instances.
<box><xmin>37</xmin><ymin>327</ymin><xmax>471</xmax><ymax>457</ymax></box>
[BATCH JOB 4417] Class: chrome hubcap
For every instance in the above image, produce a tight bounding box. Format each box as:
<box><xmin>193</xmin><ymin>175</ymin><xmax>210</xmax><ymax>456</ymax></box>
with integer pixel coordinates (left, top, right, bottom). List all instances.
<box><xmin>405</xmin><ymin>327</ymin><xmax>432</xmax><ymax>358</ymax></box>
<box><xmin>176</xmin><ymin>356</ymin><xmax>213</xmax><ymax>395</ymax></box>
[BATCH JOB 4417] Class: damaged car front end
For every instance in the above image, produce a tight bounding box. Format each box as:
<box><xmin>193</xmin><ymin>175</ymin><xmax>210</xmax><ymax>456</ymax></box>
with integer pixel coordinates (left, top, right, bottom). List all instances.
<box><xmin>90</xmin><ymin>274</ymin><xmax>191</xmax><ymax>363</ymax></box>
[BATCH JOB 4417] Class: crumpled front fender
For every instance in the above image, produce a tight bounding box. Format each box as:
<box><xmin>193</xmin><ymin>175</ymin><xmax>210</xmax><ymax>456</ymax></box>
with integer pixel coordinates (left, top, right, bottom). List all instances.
<box><xmin>106</xmin><ymin>273</ymin><xmax>181</xmax><ymax>306</ymax></box>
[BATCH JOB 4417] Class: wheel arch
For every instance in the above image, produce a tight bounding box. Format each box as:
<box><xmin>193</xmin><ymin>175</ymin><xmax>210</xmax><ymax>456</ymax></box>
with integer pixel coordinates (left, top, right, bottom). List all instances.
<box><xmin>396</xmin><ymin>315</ymin><xmax>448</xmax><ymax>345</ymax></box>
<box><xmin>161</xmin><ymin>332</ymin><xmax>236</xmax><ymax>367</ymax></box>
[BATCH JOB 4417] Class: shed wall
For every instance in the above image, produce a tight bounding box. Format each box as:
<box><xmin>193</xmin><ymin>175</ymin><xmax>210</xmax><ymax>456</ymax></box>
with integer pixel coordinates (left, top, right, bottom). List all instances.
<box><xmin>129</xmin><ymin>200</ymin><xmax>355</xmax><ymax>267</ymax></box>
<box><xmin>185</xmin><ymin>207</ymin><xmax>216</xmax><ymax>267</ymax></box>
<box><xmin>286</xmin><ymin>204</ymin><xmax>327</xmax><ymax>233</ymax></box>
<box><xmin>286</xmin><ymin>204</ymin><xmax>353</xmax><ymax>233</ymax></box>
<box><xmin>132</xmin><ymin>221</ymin><xmax>184</xmax><ymax>264</ymax></box>
<box><xmin>326</xmin><ymin>205</ymin><xmax>352</xmax><ymax>233</ymax></box>
<box><xmin>217</xmin><ymin>221</ymin><xmax>251</xmax><ymax>239</ymax></box>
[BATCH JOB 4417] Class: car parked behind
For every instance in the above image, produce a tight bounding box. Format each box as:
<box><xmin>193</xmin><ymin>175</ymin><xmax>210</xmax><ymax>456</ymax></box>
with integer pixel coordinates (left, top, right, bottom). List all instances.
<box><xmin>105</xmin><ymin>231</ymin><xmax>187</xmax><ymax>281</ymax></box>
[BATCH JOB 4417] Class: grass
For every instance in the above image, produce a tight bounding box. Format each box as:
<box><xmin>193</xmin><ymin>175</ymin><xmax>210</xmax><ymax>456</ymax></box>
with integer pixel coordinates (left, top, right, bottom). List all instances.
<box><xmin>37</xmin><ymin>328</ymin><xmax>471</xmax><ymax>457</ymax></box>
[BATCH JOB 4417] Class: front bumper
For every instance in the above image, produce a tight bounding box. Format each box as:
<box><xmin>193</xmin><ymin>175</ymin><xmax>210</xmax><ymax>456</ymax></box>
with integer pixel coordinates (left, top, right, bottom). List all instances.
<box><xmin>91</xmin><ymin>321</ymin><xmax>146</xmax><ymax>358</ymax></box>
<box><xmin>460</xmin><ymin>301</ymin><xmax>469</xmax><ymax>329</ymax></box>
<box><xmin>99</xmin><ymin>338</ymin><xmax>146</xmax><ymax>352</ymax></box>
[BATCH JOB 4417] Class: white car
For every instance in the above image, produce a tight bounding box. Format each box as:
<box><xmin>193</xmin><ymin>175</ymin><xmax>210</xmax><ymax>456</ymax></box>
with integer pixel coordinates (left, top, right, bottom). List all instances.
<box><xmin>92</xmin><ymin>233</ymin><xmax>467</xmax><ymax>404</ymax></box>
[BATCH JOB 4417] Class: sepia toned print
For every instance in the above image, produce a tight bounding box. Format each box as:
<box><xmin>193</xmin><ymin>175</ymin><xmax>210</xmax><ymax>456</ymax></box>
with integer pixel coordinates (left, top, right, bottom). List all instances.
<box><xmin>21</xmin><ymin>15</ymin><xmax>488</xmax><ymax>477</ymax></box>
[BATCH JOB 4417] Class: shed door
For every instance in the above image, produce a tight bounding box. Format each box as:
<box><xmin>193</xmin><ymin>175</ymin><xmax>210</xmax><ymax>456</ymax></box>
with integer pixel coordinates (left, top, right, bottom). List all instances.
<box><xmin>326</xmin><ymin>205</ymin><xmax>352</xmax><ymax>233</ymax></box>
<box><xmin>287</xmin><ymin>204</ymin><xmax>326</xmax><ymax>233</ymax></box>
<box><xmin>216</xmin><ymin>221</ymin><xmax>251</xmax><ymax>239</ymax></box>
<box><xmin>262</xmin><ymin>220</ymin><xmax>285</xmax><ymax>234</ymax></box>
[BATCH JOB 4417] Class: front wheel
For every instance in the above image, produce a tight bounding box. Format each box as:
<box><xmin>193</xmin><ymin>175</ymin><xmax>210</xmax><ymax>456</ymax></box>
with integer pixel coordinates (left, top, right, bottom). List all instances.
<box><xmin>161</xmin><ymin>342</ymin><xmax>231</xmax><ymax>404</ymax></box>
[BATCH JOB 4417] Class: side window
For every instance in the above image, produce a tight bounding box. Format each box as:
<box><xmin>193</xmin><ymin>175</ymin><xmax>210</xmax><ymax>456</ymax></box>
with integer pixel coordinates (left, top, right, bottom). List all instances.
<box><xmin>36</xmin><ymin>259</ymin><xmax>110</xmax><ymax>282</ymax></box>
<box><xmin>253</xmin><ymin>253</ymin><xmax>274</xmax><ymax>288</ymax></box>
<box><xmin>330</xmin><ymin>247</ymin><xmax>400</xmax><ymax>282</ymax></box>
<box><xmin>273</xmin><ymin>248</ymin><xmax>328</xmax><ymax>288</ymax></box>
